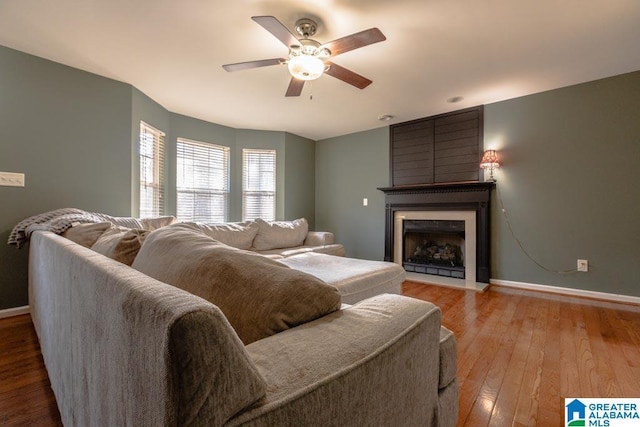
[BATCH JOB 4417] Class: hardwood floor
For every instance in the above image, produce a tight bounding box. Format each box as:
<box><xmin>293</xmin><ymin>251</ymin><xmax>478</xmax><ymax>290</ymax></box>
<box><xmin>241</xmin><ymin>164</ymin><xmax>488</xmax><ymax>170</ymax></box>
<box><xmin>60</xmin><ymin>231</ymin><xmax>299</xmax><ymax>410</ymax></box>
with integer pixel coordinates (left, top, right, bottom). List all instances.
<box><xmin>1</xmin><ymin>282</ymin><xmax>639</xmax><ymax>426</ymax></box>
<box><xmin>403</xmin><ymin>281</ymin><xmax>640</xmax><ymax>426</ymax></box>
<box><xmin>0</xmin><ymin>314</ymin><xmax>61</xmax><ymax>426</ymax></box>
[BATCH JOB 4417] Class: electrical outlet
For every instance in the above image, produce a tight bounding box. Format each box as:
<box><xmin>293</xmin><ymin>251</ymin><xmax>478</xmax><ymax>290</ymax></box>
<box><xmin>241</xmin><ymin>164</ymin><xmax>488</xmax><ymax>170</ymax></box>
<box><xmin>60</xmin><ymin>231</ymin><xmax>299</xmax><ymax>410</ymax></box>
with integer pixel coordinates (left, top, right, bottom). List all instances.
<box><xmin>363</xmin><ymin>198</ymin><xmax>368</xmax><ymax>207</ymax></box>
<box><xmin>577</xmin><ymin>259</ymin><xmax>588</xmax><ymax>272</ymax></box>
<box><xmin>0</xmin><ymin>171</ymin><xmax>25</xmax><ymax>187</ymax></box>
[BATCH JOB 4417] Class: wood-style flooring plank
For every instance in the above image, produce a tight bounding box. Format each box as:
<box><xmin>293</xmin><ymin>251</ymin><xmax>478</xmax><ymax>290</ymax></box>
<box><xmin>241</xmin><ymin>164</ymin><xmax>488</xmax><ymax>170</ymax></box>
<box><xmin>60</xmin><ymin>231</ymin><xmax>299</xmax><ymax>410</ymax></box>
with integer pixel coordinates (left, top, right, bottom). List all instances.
<box><xmin>511</xmin><ymin>297</ymin><xmax>549</xmax><ymax>426</ymax></box>
<box><xmin>458</xmin><ymin>292</ymin><xmax>523</xmax><ymax>426</ymax></box>
<box><xmin>536</xmin><ymin>299</ymin><xmax>561</xmax><ymax>425</ymax></box>
<box><xmin>582</xmin><ymin>304</ymin><xmax>621</xmax><ymax>397</ymax></box>
<box><xmin>571</xmin><ymin>302</ymin><xmax>599</xmax><ymax>397</ymax></box>
<box><xmin>596</xmin><ymin>306</ymin><xmax>640</xmax><ymax>396</ymax></box>
<box><xmin>486</xmin><ymin>292</ymin><xmax>537</xmax><ymax>426</ymax></box>
<box><xmin>0</xmin><ymin>314</ymin><xmax>62</xmax><ymax>427</ymax></box>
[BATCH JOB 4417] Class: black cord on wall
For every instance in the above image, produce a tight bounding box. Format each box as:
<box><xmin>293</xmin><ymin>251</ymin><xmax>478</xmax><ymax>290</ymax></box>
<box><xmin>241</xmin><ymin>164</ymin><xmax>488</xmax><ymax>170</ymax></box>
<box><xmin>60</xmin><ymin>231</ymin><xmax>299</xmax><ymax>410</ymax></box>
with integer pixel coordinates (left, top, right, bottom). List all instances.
<box><xmin>496</xmin><ymin>185</ymin><xmax>578</xmax><ymax>274</ymax></box>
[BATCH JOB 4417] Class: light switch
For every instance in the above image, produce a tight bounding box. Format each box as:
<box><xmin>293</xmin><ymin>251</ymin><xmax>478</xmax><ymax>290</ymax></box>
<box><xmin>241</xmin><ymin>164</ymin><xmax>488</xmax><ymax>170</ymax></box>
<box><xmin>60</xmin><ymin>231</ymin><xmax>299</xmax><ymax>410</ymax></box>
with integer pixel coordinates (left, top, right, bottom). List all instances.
<box><xmin>363</xmin><ymin>198</ymin><xmax>368</xmax><ymax>207</ymax></box>
<box><xmin>0</xmin><ymin>171</ymin><xmax>25</xmax><ymax>187</ymax></box>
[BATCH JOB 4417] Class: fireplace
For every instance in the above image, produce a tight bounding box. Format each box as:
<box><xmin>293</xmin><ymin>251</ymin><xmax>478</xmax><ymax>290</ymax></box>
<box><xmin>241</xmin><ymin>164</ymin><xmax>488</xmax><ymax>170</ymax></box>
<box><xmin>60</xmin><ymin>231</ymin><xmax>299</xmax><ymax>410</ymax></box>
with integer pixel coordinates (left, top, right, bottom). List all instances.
<box><xmin>403</xmin><ymin>219</ymin><xmax>466</xmax><ymax>279</ymax></box>
<box><xmin>395</xmin><ymin>210</ymin><xmax>477</xmax><ymax>284</ymax></box>
<box><xmin>379</xmin><ymin>182</ymin><xmax>493</xmax><ymax>289</ymax></box>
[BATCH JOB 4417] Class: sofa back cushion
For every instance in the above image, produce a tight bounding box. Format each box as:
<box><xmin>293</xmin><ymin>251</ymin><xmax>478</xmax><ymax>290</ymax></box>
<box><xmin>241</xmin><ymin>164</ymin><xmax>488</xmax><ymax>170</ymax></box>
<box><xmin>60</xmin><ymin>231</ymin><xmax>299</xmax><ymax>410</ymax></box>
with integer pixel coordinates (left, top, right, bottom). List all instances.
<box><xmin>140</xmin><ymin>216</ymin><xmax>178</xmax><ymax>230</ymax></box>
<box><xmin>132</xmin><ymin>224</ymin><xmax>342</xmax><ymax>344</ymax></box>
<box><xmin>62</xmin><ymin>222</ymin><xmax>114</xmax><ymax>247</ymax></box>
<box><xmin>60</xmin><ymin>217</ymin><xmax>176</xmax><ymax>249</ymax></box>
<box><xmin>252</xmin><ymin>218</ymin><xmax>308</xmax><ymax>251</ymax></box>
<box><xmin>176</xmin><ymin>221</ymin><xmax>259</xmax><ymax>250</ymax></box>
<box><xmin>91</xmin><ymin>228</ymin><xmax>150</xmax><ymax>266</ymax></box>
<box><xmin>89</xmin><ymin>213</ymin><xmax>177</xmax><ymax>230</ymax></box>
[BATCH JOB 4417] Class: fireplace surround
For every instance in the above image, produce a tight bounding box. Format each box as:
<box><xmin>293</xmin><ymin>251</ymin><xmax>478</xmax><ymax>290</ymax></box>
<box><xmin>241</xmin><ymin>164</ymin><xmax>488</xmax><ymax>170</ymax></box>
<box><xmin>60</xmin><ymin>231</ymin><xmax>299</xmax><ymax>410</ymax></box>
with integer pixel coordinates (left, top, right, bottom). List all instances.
<box><xmin>398</xmin><ymin>212</ymin><xmax>474</xmax><ymax>281</ymax></box>
<box><xmin>379</xmin><ymin>181</ymin><xmax>494</xmax><ymax>288</ymax></box>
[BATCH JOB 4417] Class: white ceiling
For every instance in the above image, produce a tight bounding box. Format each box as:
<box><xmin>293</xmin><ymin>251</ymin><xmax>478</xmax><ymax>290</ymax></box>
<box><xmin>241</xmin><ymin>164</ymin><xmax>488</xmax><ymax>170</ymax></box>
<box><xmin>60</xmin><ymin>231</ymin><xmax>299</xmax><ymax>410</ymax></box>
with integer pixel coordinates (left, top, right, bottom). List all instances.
<box><xmin>1</xmin><ymin>0</ymin><xmax>639</xmax><ymax>140</ymax></box>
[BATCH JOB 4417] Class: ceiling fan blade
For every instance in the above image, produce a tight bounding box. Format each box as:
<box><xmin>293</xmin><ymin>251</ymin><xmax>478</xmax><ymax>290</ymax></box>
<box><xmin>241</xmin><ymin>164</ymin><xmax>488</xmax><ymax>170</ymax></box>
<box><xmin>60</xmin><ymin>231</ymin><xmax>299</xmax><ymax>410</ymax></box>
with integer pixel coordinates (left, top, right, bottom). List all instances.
<box><xmin>324</xmin><ymin>62</ymin><xmax>372</xmax><ymax>89</ymax></box>
<box><xmin>323</xmin><ymin>28</ymin><xmax>386</xmax><ymax>57</ymax></box>
<box><xmin>285</xmin><ymin>78</ymin><xmax>305</xmax><ymax>97</ymax></box>
<box><xmin>252</xmin><ymin>16</ymin><xmax>300</xmax><ymax>48</ymax></box>
<box><xmin>222</xmin><ymin>58</ymin><xmax>285</xmax><ymax>72</ymax></box>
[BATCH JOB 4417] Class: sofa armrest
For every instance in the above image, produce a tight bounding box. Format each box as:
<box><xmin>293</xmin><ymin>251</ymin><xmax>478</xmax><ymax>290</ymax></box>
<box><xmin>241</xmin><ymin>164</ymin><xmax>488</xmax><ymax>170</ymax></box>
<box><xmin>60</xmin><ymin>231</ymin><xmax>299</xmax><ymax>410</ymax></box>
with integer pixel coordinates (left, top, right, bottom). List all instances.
<box><xmin>229</xmin><ymin>294</ymin><xmax>445</xmax><ymax>426</ymax></box>
<box><xmin>303</xmin><ymin>231</ymin><xmax>334</xmax><ymax>246</ymax></box>
<box><xmin>29</xmin><ymin>231</ymin><xmax>266</xmax><ymax>427</ymax></box>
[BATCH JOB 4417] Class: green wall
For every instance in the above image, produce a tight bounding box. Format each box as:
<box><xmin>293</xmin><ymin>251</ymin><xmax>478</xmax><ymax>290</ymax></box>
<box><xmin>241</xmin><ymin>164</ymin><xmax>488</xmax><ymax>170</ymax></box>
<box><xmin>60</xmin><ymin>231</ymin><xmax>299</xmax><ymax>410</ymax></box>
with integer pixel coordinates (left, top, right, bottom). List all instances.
<box><xmin>285</xmin><ymin>133</ymin><xmax>316</xmax><ymax>228</ymax></box>
<box><xmin>316</xmin><ymin>71</ymin><xmax>640</xmax><ymax>297</ymax></box>
<box><xmin>485</xmin><ymin>71</ymin><xmax>640</xmax><ymax>296</ymax></box>
<box><xmin>0</xmin><ymin>46</ymin><xmax>316</xmax><ymax>310</ymax></box>
<box><xmin>315</xmin><ymin>127</ymin><xmax>389</xmax><ymax>260</ymax></box>
<box><xmin>0</xmin><ymin>46</ymin><xmax>133</xmax><ymax>310</ymax></box>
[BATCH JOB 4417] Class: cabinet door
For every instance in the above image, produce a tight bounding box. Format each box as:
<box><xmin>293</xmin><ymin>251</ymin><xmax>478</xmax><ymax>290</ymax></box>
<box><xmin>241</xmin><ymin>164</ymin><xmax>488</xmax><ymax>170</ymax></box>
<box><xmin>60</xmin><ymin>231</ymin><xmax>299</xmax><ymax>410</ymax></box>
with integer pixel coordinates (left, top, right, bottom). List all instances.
<box><xmin>390</xmin><ymin>106</ymin><xmax>483</xmax><ymax>185</ymax></box>
<box><xmin>434</xmin><ymin>108</ymin><xmax>483</xmax><ymax>183</ymax></box>
<box><xmin>391</xmin><ymin>118</ymin><xmax>434</xmax><ymax>186</ymax></box>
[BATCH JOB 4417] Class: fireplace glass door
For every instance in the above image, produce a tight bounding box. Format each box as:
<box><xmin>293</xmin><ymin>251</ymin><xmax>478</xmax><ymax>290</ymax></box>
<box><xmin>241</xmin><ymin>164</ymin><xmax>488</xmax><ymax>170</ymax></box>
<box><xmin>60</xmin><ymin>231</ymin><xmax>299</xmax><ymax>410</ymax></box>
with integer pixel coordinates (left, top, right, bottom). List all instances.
<box><xmin>402</xmin><ymin>219</ymin><xmax>465</xmax><ymax>279</ymax></box>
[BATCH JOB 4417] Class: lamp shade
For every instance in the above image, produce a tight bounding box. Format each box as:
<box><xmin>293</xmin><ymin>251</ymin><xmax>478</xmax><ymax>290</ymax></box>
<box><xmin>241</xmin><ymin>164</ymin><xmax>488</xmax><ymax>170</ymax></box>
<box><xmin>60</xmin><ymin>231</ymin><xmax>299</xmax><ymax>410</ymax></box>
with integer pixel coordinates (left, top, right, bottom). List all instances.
<box><xmin>480</xmin><ymin>150</ymin><xmax>500</xmax><ymax>169</ymax></box>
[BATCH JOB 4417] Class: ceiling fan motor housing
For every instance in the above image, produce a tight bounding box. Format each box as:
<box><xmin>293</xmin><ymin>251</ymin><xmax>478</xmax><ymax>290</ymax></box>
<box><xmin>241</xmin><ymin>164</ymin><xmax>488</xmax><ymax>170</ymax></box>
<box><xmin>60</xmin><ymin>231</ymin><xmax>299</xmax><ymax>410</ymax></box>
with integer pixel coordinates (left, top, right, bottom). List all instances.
<box><xmin>290</xmin><ymin>39</ymin><xmax>330</xmax><ymax>57</ymax></box>
<box><xmin>294</xmin><ymin>18</ymin><xmax>318</xmax><ymax>39</ymax></box>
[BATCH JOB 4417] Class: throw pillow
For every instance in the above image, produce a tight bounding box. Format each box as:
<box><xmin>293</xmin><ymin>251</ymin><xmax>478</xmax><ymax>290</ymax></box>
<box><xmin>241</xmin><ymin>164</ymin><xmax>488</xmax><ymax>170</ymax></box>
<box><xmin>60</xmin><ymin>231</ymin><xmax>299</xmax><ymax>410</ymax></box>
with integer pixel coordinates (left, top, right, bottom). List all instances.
<box><xmin>62</xmin><ymin>222</ymin><xmax>114</xmax><ymax>247</ymax></box>
<box><xmin>140</xmin><ymin>216</ymin><xmax>178</xmax><ymax>231</ymax></box>
<box><xmin>173</xmin><ymin>221</ymin><xmax>259</xmax><ymax>250</ymax></box>
<box><xmin>91</xmin><ymin>227</ymin><xmax>150</xmax><ymax>266</ymax></box>
<box><xmin>132</xmin><ymin>224</ymin><xmax>341</xmax><ymax>344</ymax></box>
<box><xmin>252</xmin><ymin>218</ymin><xmax>308</xmax><ymax>251</ymax></box>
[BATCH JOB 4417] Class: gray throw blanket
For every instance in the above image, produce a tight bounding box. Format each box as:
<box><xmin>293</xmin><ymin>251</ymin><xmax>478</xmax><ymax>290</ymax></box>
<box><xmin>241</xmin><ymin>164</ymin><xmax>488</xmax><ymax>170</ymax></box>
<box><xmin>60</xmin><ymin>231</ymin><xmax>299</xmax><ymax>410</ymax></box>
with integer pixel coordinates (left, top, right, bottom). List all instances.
<box><xmin>8</xmin><ymin>208</ymin><xmax>144</xmax><ymax>248</ymax></box>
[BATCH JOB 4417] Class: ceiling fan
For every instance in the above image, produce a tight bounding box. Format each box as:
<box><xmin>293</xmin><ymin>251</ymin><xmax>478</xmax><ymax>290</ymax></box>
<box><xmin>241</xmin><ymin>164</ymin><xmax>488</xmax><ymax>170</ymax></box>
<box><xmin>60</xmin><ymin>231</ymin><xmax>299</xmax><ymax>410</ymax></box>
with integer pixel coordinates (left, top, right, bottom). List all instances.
<box><xmin>222</xmin><ymin>16</ymin><xmax>386</xmax><ymax>97</ymax></box>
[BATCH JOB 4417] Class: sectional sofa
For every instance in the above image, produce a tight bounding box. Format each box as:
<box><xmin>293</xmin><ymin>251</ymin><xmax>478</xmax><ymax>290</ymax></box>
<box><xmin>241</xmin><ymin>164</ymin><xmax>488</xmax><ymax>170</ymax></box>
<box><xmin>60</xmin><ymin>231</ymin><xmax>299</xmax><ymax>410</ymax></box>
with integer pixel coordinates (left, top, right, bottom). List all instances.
<box><xmin>23</xmin><ymin>216</ymin><xmax>458</xmax><ymax>426</ymax></box>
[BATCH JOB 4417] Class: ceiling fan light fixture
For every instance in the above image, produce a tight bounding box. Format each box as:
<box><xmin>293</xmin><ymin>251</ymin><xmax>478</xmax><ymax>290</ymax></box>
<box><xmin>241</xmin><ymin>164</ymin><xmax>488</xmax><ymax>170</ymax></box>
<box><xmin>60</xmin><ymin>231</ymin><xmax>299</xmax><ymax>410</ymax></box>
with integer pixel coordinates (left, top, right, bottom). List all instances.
<box><xmin>287</xmin><ymin>38</ymin><xmax>331</xmax><ymax>81</ymax></box>
<box><xmin>288</xmin><ymin>54</ymin><xmax>325</xmax><ymax>80</ymax></box>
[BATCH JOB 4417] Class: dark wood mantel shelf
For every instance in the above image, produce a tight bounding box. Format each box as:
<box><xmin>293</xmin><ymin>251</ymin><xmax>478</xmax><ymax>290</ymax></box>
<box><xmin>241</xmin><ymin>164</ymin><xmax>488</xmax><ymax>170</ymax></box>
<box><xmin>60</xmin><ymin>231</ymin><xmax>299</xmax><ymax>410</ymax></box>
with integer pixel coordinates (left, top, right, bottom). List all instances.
<box><xmin>378</xmin><ymin>181</ymin><xmax>495</xmax><ymax>283</ymax></box>
<box><xmin>378</xmin><ymin>181</ymin><xmax>495</xmax><ymax>194</ymax></box>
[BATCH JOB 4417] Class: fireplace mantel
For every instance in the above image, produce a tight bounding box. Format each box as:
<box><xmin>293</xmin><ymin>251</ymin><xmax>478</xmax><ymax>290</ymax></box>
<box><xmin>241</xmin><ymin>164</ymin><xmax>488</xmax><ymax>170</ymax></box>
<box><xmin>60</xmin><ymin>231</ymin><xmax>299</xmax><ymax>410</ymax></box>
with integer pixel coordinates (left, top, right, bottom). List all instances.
<box><xmin>378</xmin><ymin>181</ymin><xmax>495</xmax><ymax>283</ymax></box>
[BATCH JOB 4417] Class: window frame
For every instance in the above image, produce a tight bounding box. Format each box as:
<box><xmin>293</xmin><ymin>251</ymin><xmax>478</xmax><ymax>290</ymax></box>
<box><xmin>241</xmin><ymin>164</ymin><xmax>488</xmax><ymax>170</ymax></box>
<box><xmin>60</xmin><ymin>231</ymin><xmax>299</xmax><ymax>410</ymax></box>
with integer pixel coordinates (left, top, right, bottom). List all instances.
<box><xmin>176</xmin><ymin>137</ymin><xmax>230</xmax><ymax>223</ymax></box>
<box><xmin>242</xmin><ymin>148</ymin><xmax>277</xmax><ymax>221</ymax></box>
<box><xmin>139</xmin><ymin>121</ymin><xmax>166</xmax><ymax>218</ymax></box>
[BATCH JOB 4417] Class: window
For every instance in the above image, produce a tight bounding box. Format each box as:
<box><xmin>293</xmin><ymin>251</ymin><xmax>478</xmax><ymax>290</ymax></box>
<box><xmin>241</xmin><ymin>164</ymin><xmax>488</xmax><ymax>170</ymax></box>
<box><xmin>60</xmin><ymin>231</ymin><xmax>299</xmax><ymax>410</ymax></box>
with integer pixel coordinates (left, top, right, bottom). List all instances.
<box><xmin>139</xmin><ymin>121</ymin><xmax>165</xmax><ymax>218</ymax></box>
<box><xmin>176</xmin><ymin>138</ymin><xmax>230</xmax><ymax>223</ymax></box>
<box><xmin>243</xmin><ymin>149</ymin><xmax>276</xmax><ymax>221</ymax></box>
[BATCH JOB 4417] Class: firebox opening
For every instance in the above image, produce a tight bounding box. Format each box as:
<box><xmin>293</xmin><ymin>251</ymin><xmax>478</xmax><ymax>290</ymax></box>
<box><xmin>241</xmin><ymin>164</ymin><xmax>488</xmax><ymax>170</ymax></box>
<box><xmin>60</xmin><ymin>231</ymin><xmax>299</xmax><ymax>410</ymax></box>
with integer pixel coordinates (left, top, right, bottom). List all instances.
<box><xmin>403</xmin><ymin>220</ymin><xmax>465</xmax><ymax>279</ymax></box>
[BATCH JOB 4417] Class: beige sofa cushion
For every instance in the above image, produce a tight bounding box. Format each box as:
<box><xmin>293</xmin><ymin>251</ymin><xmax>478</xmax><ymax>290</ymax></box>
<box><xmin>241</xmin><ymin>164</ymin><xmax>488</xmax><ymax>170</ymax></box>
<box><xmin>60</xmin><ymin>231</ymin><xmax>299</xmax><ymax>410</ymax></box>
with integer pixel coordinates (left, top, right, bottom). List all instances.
<box><xmin>62</xmin><ymin>222</ymin><xmax>113</xmax><ymax>247</ymax></box>
<box><xmin>91</xmin><ymin>228</ymin><xmax>150</xmax><ymax>266</ymax></box>
<box><xmin>252</xmin><ymin>218</ymin><xmax>308</xmax><ymax>251</ymax></box>
<box><xmin>132</xmin><ymin>224</ymin><xmax>342</xmax><ymax>344</ymax></box>
<box><xmin>60</xmin><ymin>217</ymin><xmax>175</xmax><ymax>249</ymax></box>
<box><xmin>176</xmin><ymin>221</ymin><xmax>259</xmax><ymax>250</ymax></box>
<box><xmin>140</xmin><ymin>216</ymin><xmax>177</xmax><ymax>230</ymax></box>
<box><xmin>439</xmin><ymin>326</ymin><xmax>458</xmax><ymax>389</ymax></box>
<box><xmin>256</xmin><ymin>244</ymin><xmax>346</xmax><ymax>258</ymax></box>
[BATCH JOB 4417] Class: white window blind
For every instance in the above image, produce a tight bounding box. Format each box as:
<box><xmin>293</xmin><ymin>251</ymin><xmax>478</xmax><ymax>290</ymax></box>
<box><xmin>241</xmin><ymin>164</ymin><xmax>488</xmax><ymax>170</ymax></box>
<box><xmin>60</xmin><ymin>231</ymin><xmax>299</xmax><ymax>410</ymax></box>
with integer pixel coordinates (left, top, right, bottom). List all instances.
<box><xmin>139</xmin><ymin>121</ymin><xmax>165</xmax><ymax>218</ymax></box>
<box><xmin>177</xmin><ymin>138</ymin><xmax>230</xmax><ymax>223</ymax></box>
<box><xmin>243</xmin><ymin>149</ymin><xmax>276</xmax><ymax>221</ymax></box>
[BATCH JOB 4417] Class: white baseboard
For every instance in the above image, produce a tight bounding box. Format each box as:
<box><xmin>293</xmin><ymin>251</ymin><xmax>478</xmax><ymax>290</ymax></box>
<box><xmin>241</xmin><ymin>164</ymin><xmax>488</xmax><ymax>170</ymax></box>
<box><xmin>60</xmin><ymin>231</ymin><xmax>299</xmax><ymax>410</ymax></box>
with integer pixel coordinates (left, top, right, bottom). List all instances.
<box><xmin>490</xmin><ymin>279</ymin><xmax>640</xmax><ymax>306</ymax></box>
<box><xmin>0</xmin><ymin>305</ymin><xmax>30</xmax><ymax>319</ymax></box>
